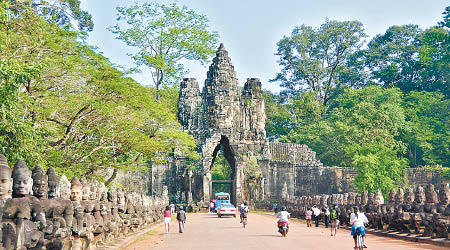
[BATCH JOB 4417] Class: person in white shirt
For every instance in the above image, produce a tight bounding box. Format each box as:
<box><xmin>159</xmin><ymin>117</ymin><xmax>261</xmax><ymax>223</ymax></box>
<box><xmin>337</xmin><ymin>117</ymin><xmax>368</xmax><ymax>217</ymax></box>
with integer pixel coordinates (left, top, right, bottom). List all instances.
<box><xmin>239</xmin><ymin>202</ymin><xmax>245</xmax><ymax>223</ymax></box>
<box><xmin>350</xmin><ymin>206</ymin><xmax>369</xmax><ymax>249</ymax></box>
<box><xmin>312</xmin><ymin>205</ymin><xmax>321</xmax><ymax>227</ymax></box>
<box><xmin>277</xmin><ymin>206</ymin><xmax>290</xmax><ymax>222</ymax></box>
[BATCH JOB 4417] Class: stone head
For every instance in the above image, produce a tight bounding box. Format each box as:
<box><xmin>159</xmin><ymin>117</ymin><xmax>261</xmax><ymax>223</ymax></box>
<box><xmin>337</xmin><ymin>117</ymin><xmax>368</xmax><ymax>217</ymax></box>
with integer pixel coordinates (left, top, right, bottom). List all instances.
<box><xmin>0</xmin><ymin>154</ymin><xmax>12</xmax><ymax>199</ymax></box>
<box><xmin>108</xmin><ymin>188</ymin><xmax>118</xmax><ymax>204</ymax></box>
<box><xmin>89</xmin><ymin>180</ymin><xmax>98</xmax><ymax>200</ymax></box>
<box><xmin>80</xmin><ymin>177</ymin><xmax>90</xmax><ymax>200</ymax></box>
<box><xmin>59</xmin><ymin>175</ymin><xmax>71</xmax><ymax>200</ymax></box>
<box><xmin>388</xmin><ymin>188</ymin><xmax>396</xmax><ymax>203</ymax></box>
<box><xmin>12</xmin><ymin>159</ymin><xmax>33</xmax><ymax>197</ymax></box>
<box><xmin>368</xmin><ymin>193</ymin><xmax>375</xmax><ymax>205</ymax></box>
<box><xmin>438</xmin><ymin>183</ymin><xmax>450</xmax><ymax>204</ymax></box>
<box><xmin>46</xmin><ymin>167</ymin><xmax>59</xmax><ymax>199</ymax></box>
<box><xmin>343</xmin><ymin>193</ymin><xmax>349</xmax><ymax>205</ymax></box>
<box><xmin>70</xmin><ymin>177</ymin><xmax>83</xmax><ymax>202</ymax></box>
<box><xmin>98</xmin><ymin>182</ymin><xmax>107</xmax><ymax>201</ymax></box>
<box><xmin>361</xmin><ymin>191</ymin><xmax>368</xmax><ymax>205</ymax></box>
<box><xmin>348</xmin><ymin>192</ymin><xmax>356</xmax><ymax>205</ymax></box>
<box><xmin>404</xmin><ymin>187</ymin><xmax>414</xmax><ymax>204</ymax></box>
<box><xmin>32</xmin><ymin>164</ymin><xmax>48</xmax><ymax>199</ymax></box>
<box><xmin>425</xmin><ymin>184</ymin><xmax>438</xmax><ymax>203</ymax></box>
<box><xmin>396</xmin><ymin>188</ymin><xmax>404</xmax><ymax>203</ymax></box>
<box><xmin>415</xmin><ymin>186</ymin><xmax>425</xmax><ymax>204</ymax></box>
<box><xmin>374</xmin><ymin>189</ymin><xmax>384</xmax><ymax>205</ymax></box>
<box><xmin>355</xmin><ymin>193</ymin><xmax>361</xmax><ymax>205</ymax></box>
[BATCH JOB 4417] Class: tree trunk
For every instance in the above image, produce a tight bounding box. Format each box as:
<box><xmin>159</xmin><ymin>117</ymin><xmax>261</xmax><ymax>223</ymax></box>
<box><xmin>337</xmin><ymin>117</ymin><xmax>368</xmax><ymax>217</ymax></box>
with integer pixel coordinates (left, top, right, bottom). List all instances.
<box><xmin>105</xmin><ymin>168</ymin><xmax>118</xmax><ymax>187</ymax></box>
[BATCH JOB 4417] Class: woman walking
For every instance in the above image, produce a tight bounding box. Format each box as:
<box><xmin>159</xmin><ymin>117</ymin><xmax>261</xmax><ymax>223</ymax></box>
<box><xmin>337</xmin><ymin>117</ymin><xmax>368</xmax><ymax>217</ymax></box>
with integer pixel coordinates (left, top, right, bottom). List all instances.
<box><xmin>305</xmin><ymin>208</ymin><xmax>313</xmax><ymax>227</ymax></box>
<box><xmin>164</xmin><ymin>205</ymin><xmax>171</xmax><ymax>233</ymax></box>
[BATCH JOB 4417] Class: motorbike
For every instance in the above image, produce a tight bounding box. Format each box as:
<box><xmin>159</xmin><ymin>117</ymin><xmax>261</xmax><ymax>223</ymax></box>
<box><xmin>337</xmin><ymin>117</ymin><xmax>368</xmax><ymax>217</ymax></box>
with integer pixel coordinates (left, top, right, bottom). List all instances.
<box><xmin>278</xmin><ymin>221</ymin><xmax>289</xmax><ymax>237</ymax></box>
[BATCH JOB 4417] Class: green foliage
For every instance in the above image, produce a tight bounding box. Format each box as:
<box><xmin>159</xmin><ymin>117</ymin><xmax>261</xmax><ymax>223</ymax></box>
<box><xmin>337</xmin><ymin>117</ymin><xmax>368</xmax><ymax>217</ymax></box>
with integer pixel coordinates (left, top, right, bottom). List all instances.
<box><xmin>109</xmin><ymin>1</ymin><xmax>219</xmax><ymax>101</ymax></box>
<box><xmin>272</xmin><ymin>19</ymin><xmax>366</xmax><ymax>103</ymax></box>
<box><xmin>352</xmin><ymin>143</ymin><xmax>407</xmax><ymax>195</ymax></box>
<box><xmin>0</xmin><ymin>2</ymin><xmax>198</xmax><ymax>179</ymax></box>
<box><xmin>401</xmin><ymin>91</ymin><xmax>450</xmax><ymax>167</ymax></box>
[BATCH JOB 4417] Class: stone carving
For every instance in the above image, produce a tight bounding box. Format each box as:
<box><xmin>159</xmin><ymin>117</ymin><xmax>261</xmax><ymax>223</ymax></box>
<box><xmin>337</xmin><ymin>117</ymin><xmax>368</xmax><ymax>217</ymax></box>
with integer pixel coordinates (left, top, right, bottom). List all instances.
<box><xmin>32</xmin><ymin>164</ymin><xmax>48</xmax><ymax>200</ymax></box>
<box><xmin>438</xmin><ymin>183</ymin><xmax>450</xmax><ymax>205</ymax></box>
<box><xmin>425</xmin><ymin>184</ymin><xmax>438</xmax><ymax>204</ymax></box>
<box><xmin>59</xmin><ymin>175</ymin><xmax>71</xmax><ymax>200</ymax></box>
<box><xmin>0</xmin><ymin>154</ymin><xmax>12</xmax><ymax>200</ymax></box>
<box><xmin>46</xmin><ymin>168</ymin><xmax>59</xmax><ymax>199</ymax></box>
<box><xmin>255</xmin><ymin>183</ymin><xmax>450</xmax><ymax>240</ymax></box>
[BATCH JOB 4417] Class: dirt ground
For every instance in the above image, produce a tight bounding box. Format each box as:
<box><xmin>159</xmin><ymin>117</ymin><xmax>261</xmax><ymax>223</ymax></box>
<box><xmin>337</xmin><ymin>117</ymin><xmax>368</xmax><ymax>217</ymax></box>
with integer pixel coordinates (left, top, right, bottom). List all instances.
<box><xmin>121</xmin><ymin>212</ymin><xmax>448</xmax><ymax>250</ymax></box>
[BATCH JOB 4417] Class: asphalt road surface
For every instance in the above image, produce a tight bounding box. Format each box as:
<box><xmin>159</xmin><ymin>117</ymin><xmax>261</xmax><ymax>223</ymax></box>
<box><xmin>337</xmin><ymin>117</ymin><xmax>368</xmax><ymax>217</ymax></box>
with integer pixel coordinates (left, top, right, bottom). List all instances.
<box><xmin>123</xmin><ymin>212</ymin><xmax>447</xmax><ymax>250</ymax></box>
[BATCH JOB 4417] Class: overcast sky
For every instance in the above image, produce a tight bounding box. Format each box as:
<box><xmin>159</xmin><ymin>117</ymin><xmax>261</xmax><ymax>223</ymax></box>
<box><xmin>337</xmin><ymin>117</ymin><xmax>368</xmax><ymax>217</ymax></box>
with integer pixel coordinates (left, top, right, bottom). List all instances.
<box><xmin>80</xmin><ymin>0</ymin><xmax>449</xmax><ymax>93</ymax></box>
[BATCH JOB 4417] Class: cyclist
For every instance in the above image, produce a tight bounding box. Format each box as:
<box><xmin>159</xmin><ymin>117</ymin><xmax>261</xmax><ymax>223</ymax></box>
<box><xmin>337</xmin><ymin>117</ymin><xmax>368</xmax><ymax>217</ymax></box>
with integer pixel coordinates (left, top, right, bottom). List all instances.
<box><xmin>330</xmin><ymin>204</ymin><xmax>340</xmax><ymax>236</ymax></box>
<box><xmin>241</xmin><ymin>201</ymin><xmax>249</xmax><ymax>224</ymax></box>
<box><xmin>350</xmin><ymin>206</ymin><xmax>368</xmax><ymax>249</ymax></box>
<box><xmin>239</xmin><ymin>202</ymin><xmax>245</xmax><ymax>223</ymax></box>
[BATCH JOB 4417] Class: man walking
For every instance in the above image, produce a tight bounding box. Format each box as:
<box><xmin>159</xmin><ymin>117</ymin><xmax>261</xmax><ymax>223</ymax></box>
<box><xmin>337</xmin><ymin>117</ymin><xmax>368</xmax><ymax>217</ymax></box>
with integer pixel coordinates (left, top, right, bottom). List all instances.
<box><xmin>177</xmin><ymin>206</ymin><xmax>187</xmax><ymax>233</ymax></box>
<box><xmin>273</xmin><ymin>203</ymin><xmax>278</xmax><ymax>214</ymax></box>
<box><xmin>312</xmin><ymin>205</ymin><xmax>321</xmax><ymax>227</ymax></box>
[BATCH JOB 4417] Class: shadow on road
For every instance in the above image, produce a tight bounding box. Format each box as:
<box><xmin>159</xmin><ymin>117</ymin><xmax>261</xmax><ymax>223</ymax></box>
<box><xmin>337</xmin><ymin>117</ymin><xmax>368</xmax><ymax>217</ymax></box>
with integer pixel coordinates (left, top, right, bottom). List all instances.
<box><xmin>249</xmin><ymin>235</ymin><xmax>281</xmax><ymax>238</ymax></box>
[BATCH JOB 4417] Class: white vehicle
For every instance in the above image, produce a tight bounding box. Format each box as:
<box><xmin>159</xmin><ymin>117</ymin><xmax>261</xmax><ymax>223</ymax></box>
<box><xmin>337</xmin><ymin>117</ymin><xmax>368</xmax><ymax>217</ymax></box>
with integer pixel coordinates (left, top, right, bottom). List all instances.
<box><xmin>217</xmin><ymin>203</ymin><xmax>237</xmax><ymax>218</ymax></box>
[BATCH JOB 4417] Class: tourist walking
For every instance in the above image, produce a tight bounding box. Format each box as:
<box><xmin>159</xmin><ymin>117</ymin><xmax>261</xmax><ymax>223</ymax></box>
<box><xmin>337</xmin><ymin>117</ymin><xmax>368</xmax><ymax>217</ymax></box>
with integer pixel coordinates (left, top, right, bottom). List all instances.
<box><xmin>170</xmin><ymin>203</ymin><xmax>175</xmax><ymax>214</ymax></box>
<box><xmin>164</xmin><ymin>205</ymin><xmax>171</xmax><ymax>233</ymax></box>
<box><xmin>177</xmin><ymin>206</ymin><xmax>187</xmax><ymax>233</ymax></box>
<box><xmin>210</xmin><ymin>200</ymin><xmax>215</xmax><ymax>212</ymax></box>
<box><xmin>330</xmin><ymin>204</ymin><xmax>340</xmax><ymax>236</ymax></box>
<box><xmin>323</xmin><ymin>205</ymin><xmax>330</xmax><ymax>228</ymax></box>
<box><xmin>305</xmin><ymin>207</ymin><xmax>313</xmax><ymax>227</ymax></box>
<box><xmin>312</xmin><ymin>205</ymin><xmax>321</xmax><ymax>227</ymax></box>
<box><xmin>274</xmin><ymin>203</ymin><xmax>278</xmax><ymax>214</ymax></box>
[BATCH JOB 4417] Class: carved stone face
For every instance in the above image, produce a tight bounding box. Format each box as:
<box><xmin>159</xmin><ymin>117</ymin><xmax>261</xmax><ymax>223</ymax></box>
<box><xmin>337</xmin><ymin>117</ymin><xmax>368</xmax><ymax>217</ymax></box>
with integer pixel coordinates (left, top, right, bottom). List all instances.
<box><xmin>59</xmin><ymin>175</ymin><xmax>71</xmax><ymax>200</ymax></box>
<box><xmin>425</xmin><ymin>184</ymin><xmax>438</xmax><ymax>203</ymax></box>
<box><xmin>404</xmin><ymin>187</ymin><xmax>414</xmax><ymax>203</ymax></box>
<box><xmin>415</xmin><ymin>186</ymin><xmax>425</xmax><ymax>204</ymax></box>
<box><xmin>388</xmin><ymin>189</ymin><xmax>396</xmax><ymax>203</ymax></box>
<box><xmin>32</xmin><ymin>174</ymin><xmax>48</xmax><ymax>199</ymax></box>
<box><xmin>48</xmin><ymin>182</ymin><xmax>58</xmax><ymax>199</ymax></box>
<box><xmin>0</xmin><ymin>168</ymin><xmax>11</xmax><ymax>198</ymax></box>
<box><xmin>438</xmin><ymin>183</ymin><xmax>450</xmax><ymax>204</ymax></box>
<box><xmin>82</xmin><ymin>182</ymin><xmax>90</xmax><ymax>201</ymax></box>
<box><xmin>374</xmin><ymin>190</ymin><xmax>384</xmax><ymax>205</ymax></box>
<box><xmin>71</xmin><ymin>184</ymin><xmax>83</xmax><ymax>202</ymax></box>
<box><xmin>13</xmin><ymin>175</ymin><xmax>32</xmax><ymax>196</ymax></box>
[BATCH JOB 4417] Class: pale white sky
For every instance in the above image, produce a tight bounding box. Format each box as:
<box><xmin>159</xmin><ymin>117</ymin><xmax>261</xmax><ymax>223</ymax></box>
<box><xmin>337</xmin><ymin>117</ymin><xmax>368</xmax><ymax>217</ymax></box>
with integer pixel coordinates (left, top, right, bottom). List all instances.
<box><xmin>80</xmin><ymin>0</ymin><xmax>449</xmax><ymax>93</ymax></box>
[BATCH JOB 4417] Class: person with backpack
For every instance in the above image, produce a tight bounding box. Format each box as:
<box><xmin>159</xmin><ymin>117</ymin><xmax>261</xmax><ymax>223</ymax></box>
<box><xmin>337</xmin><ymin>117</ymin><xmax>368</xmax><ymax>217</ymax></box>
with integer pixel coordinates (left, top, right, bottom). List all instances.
<box><xmin>330</xmin><ymin>204</ymin><xmax>340</xmax><ymax>236</ymax></box>
<box><xmin>177</xmin><ymin>205</ymin><xmax>187</xmax><ymax>233</ymax></box>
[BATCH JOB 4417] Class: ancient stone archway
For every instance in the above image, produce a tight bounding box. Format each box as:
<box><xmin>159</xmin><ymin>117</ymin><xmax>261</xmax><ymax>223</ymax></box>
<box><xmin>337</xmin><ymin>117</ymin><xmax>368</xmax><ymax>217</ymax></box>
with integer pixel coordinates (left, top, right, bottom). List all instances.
<box><xmin>208</xmin><ymin>135</ymin><xmax>236</xmax><ymax>205</ymax></box>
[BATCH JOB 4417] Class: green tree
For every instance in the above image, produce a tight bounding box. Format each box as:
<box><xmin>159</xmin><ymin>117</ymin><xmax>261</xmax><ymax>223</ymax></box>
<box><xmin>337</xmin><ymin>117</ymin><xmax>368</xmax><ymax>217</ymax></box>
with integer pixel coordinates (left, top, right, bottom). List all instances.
<box><xmin>109</xmin><ymin>2</ymin><xmax>219</xmax><ymax>101</ymax></box>
<box><xmin>272</xmin><ymin>19</ymin><xmax>366</xmax><ymax>104</ymax></box>
<box><xmin>0</xmin><ymin>2</ymin><xmax>198</xmax><ymax>181</ymax></box>
<box><xmin>401</xmin><ymin>91</ymin><xmax>450</xmax><ymax>167</ymax></box>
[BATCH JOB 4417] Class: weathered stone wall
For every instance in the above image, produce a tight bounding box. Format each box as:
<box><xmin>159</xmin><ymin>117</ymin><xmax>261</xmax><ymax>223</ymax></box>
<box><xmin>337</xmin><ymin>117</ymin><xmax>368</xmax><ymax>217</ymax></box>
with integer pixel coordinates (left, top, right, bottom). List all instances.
<box><xmin>254</xmin><ymin>183</ymin><xmax>450</xmax><ymax>240</ymax></box>
<box><xmin>0</xmin><ymin>154</ymin><xmax>171</xmax><ymax>250</ymax></box>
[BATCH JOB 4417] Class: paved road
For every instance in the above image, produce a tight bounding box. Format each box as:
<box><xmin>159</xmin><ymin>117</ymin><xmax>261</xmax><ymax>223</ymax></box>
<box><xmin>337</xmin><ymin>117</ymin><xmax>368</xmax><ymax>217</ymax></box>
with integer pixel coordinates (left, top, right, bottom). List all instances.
<box><xmin>123</xmin><ymin>212</ymin><xmax>447</xmax><ymax>250</ymax></box>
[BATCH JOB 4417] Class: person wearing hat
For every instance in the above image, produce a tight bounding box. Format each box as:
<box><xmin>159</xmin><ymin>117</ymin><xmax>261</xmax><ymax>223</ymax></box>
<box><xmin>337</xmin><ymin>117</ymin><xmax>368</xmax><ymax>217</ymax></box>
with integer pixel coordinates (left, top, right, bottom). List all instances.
<box><xmin>177</xmin><ymin>205</ymin><xmax>187</xmax><ymax>233</ymax></box>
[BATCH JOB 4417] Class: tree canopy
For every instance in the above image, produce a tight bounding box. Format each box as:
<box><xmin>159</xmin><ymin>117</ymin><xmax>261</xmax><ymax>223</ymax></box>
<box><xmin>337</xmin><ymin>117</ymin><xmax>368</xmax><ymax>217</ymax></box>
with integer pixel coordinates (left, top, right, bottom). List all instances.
<box><xmin>0</xmin><ymin>1</ymin><xmax>198</xmax><ymax>181</ymax></box>
<box><xmin>109</xmin><ymin>2</ymin><xmax>219</xmax><ymax>101</ymax></box>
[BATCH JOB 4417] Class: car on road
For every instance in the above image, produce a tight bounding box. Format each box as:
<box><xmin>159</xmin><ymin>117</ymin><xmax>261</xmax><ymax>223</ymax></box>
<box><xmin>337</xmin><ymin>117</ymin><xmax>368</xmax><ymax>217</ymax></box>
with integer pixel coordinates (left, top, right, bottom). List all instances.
<box><xmin>217</xmin><ymin>203</ymin><xmax>237</xmax><ymax>218</ymax></box>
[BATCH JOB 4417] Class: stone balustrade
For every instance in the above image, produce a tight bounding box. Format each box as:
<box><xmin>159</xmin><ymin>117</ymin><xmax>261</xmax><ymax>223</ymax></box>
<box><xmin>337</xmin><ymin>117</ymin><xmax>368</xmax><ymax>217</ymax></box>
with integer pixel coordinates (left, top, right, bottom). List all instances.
<box><xmin>255</xmin><ymin>184</ymin><xmax>450</xmax><ymax>240</ymax></box>
<box><xmin>0</xmin><ymin>154</ymin><xmax>169</xmax><ymax>250</ymax></box>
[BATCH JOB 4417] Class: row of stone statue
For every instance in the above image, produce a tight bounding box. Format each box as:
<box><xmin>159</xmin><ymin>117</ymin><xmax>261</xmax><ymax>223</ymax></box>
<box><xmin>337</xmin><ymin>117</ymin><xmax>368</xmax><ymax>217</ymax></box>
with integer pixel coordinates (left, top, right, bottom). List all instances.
<box><xmin>260</xmin><ymin>184</ymin><xmax>450</xmax><ymax>239</ymax></box>
<box><xmin>0</xmin><ymin>154</ymin><xmax>168</xmax><ymax>250</ymax></box>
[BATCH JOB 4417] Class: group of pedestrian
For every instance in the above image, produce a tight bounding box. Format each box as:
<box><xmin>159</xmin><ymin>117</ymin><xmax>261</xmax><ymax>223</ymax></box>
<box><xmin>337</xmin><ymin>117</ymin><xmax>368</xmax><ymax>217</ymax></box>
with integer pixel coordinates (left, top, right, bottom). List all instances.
<box><xmin>164</xmin><ymin>203</ymin><xmax>187</xmax><ymax>234</ymax></box>
<box><xmin>305</xmin><ymin>204</ymin><xmax>341</xmax><ymax>236</ymax></box>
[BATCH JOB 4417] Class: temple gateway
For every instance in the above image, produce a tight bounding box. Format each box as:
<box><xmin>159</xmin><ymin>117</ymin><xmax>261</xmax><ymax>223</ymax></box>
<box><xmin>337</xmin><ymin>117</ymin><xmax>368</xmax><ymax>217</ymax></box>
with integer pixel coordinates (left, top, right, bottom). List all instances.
<box><xmin>149</xmin><ymin>44</ymin><xmax>349</xmax><ymax>205</ymax></box>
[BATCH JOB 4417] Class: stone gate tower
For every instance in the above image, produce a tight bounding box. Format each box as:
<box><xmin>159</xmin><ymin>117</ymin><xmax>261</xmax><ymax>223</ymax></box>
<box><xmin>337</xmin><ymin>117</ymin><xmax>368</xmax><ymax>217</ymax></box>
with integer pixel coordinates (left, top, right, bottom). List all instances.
<box><xmin>178</xmin><ymin>44</ymin><xmax>267</xmax><ymax>204</ymax></box>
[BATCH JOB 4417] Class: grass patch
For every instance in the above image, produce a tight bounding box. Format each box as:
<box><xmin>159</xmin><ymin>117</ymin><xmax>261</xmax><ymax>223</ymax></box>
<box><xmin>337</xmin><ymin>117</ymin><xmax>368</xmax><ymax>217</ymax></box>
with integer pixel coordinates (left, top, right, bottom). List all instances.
<box><xmin>135</xmin><ymin>230</ymin><xmax>159</xmax><ymax>242</ymax></box>
<box><xmin>250</xmin><ymin>210</ymin><xmax>271</xmax><ymax>214</ymax></box>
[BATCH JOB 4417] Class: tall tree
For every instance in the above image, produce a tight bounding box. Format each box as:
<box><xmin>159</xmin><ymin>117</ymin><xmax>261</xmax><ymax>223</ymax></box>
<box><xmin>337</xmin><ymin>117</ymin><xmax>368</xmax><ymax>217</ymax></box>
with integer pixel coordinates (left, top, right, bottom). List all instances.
<box><xmin>109</xmin><ymin>2</ymin><xmax>219</xmax><ymax>101</ymax></box>
<box><xmin>272</xmin><ymin>19</ymin><xmax>366</xmax><ymax>104</ymax></box>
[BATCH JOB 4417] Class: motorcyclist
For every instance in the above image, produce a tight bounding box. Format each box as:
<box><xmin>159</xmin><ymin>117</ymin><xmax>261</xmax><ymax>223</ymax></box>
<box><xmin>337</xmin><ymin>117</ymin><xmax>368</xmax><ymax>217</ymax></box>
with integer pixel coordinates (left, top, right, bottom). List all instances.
<box><xmin>276</xmin><ymin>206</ymin><xmax>290</xmax><ymax>232</ymax></box>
